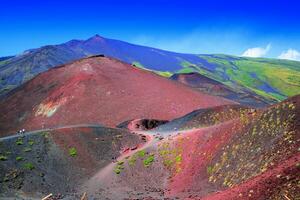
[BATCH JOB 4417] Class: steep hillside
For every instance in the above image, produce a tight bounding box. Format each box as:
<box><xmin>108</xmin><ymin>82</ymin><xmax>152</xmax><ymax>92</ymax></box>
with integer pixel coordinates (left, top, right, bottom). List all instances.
<box><xmin>0</xmin><ymin>125</ymin><xmax>144</xmax><ymax>199</ymax></box>
<box><xmin>170</xmin><ymin>72</ymin><xmax>269</xmax><ymax>107</ymax></box>
<box><xmin>0</xmin><ymin>94</ymin><xmax>298</xmax><ymax>199</ymax></box>
<box><xmin>111</xmin><ymin>95</ymin><xmax>299</xmax><ymax>200</ymax></box>
<box><xmin>0</xmin><ymin>56</ymin><xmax>233</xmax><ymax>136</ymax></box>
<box><xmin>183</xmin><ymin>54</ymin><xmax>300</xmax><ymax>102</ymax></box>
<box><xmin>1</xmin><ymin>35</ymin><xmax>299</xmax><ymax>103</ymax></box>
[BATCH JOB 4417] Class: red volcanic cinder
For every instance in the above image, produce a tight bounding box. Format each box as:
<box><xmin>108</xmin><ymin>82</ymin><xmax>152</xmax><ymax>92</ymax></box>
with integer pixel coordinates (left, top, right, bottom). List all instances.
<box><xmin>0</xmin><ymin>56</ymin><xmax>235</xmax><ymax>136</ymax></box>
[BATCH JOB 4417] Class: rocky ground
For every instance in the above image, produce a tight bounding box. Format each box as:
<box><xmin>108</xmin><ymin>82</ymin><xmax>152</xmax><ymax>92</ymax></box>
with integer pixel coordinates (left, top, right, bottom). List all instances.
<box><xmin>0</xmin><ymin>95</ymin><xmax>299</xmax><ymax>199</ymax></box>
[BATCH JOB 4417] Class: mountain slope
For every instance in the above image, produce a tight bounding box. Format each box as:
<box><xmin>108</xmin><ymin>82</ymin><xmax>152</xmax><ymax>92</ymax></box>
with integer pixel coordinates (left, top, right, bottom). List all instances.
<box><xmin>170</xmin><ymin>72</ymin><xmax>269</xmax><ymax>107</ymax></box>
<box><xmin>0</xmin><ymin>125</ymin><xmax>144</xmax><ymax>198</ymax></box>
<box><xmin>188</xmin><ymin>54</ymin><xmax>300</xmax><ymax>101</ymax></box>
<box><xmin>0</xmin><ymin>93</ymin><xmax>298</xmax><ymax>199</ymax></box>
<box><xmin>0</xmin><ymin>55</ymin><xmax>234</xmax><ymax>136</ymax></box>
<box><xmin>1</xmin><ymin>35</ymin><xmax>299</xmax><ymax>103</ymax></box>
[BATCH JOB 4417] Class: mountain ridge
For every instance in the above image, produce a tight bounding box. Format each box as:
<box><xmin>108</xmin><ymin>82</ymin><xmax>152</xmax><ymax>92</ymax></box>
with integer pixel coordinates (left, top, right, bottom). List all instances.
<box><xmin>1</xmin><ymin>35</ymin><xmax>299</xmax><ymax>103</ymax></box>
<box><xmin>0</xmin><ymin>55</ymin><xmax>234</xmax><ymax>136</ymax></box>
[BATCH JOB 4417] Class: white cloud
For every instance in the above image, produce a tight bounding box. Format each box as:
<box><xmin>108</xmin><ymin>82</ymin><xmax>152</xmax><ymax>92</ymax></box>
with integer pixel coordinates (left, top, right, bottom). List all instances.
<box><xmin>242</xmin><ymin>44</ymin><xmax>271</xmax><ymax>58</ymax></box>
<box><xmin>278</xmin><ymin>49</ymin><xmax>300</xmax><ymax>61</ymax></box>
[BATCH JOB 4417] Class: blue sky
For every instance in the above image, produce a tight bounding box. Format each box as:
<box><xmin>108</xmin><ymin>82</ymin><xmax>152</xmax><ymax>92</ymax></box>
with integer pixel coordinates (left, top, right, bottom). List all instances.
<box><xmin>1</xmin><ymin>0</ymin><xmax>300</xmax><ymax>60</ymax></box>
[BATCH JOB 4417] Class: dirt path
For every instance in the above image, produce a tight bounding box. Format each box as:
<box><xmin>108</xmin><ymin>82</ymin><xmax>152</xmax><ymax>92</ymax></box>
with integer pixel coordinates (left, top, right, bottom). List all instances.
<box><xmin>79</xmin><ymin>125</ymin><xmax>213</xmax><ymax>198</ymax></box>
<box><xmin>0</xmin><ymin>124</ymin><xmax>104</xmax><ymax>141</ymax></box>
<box><xmin>81</xmin><ymin>130</ymin><xmax>157</xmax><ymax>196</ymax></box>
<box><xmin>81</xmin><ymin>123</ymin><xmax>231</xmax><ymax>191</ymax></box>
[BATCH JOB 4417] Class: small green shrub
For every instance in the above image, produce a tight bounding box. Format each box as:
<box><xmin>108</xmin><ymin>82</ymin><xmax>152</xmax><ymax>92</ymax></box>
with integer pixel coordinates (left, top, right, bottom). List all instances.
<box><xmin>163</xmin><ymin>159</ymin><xmax>173</xmax><ymax>167</ymax></box>
<box><xmin>128</xmin><ymin>155</ymin><xmax>137</xmax><ymax>166</ymax></box>
<box><xmin>68</xmin><ymin>147</ymin><xmax>77</xmax><ymax>157</ymax></box>
<box><xmin>16</xmin><ymin>138</ymin><xmax>23</xmax><ymax>145</ymax></box>
<box><xmin>16</xmin><ymin>156</ymin><xmax>23</xmax><ymax>161</ymax></box>
<box><xmin>207</xmin><ymin>166</ymin><xmax>213</xmax><ymax>174</ymax></box>
<box><xmin>0</xmin><ymin>155</ymin><xmax>7</xmax><ymax>161</ymax></box>
<box><xmin>42</xmin><ymin>132</ymin><xmax>49</xmax><ymax>138</ymax></box>
<box><xmin>117</xmin><ymin>161</ymin><xmax>124</xmax><ymax>165</ymax></box>
<box><xmin>175</xmin><ymin>155</ymin><xmax>182</xmax><ymax>163</ymax></box>
<box><xmin>23</xmin><ymin>162</ymin><xmax>34</xmax><ymax>170</ymax></box>
<box><xmin>23</xmin><ymin>147</ymin><xmax>32</xmax><ymax>152</ymax></box>
<box><xmin>117</xmin><ymin>164</ymin><xmax>124</xmax><ymax>170</ymax></box>
<box><xmin>28</xmin><ymin>140</ymin><xmax>35</xmax><ymax>146</ymax></box>
<box><xmin>137</xmin><ymin>150</ymin><xmax>146</xmax><ymax>157</ymax></box>
<box><xmin>114</xmin><ymin>160</ymin><xmax>125</xmax><ymax>174</ymax></box>
<box><xmin>114</xmin><ymin>168</ymin><xmax>121</xmax><ymax>174</ymax></box>
<box><xmin>143</xmin><ymin>155</ymin><xmax>155</xmax><ymax>167</ymax></box>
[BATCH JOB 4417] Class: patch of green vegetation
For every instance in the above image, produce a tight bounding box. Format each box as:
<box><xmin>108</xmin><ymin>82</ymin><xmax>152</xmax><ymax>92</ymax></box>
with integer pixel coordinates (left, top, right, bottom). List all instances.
<box><xmin>137</xmin><ymin>150</ymin><xmax>146</xmax><ymax>158</ymax></box>
<box><xmin>155</xmin><ymin>71</ymin><xmax>173</xmax><ymax>77</ymax></box>
<box><xmin>16</xmin><ymin>156</ymin><xmax>23</xmax><ymax>161</ymax></box>
<box><xmin>158</xmin><ymin>141</ymin><xmax>184</xmax><ymax>173</ymax></box>
<box><xmin>23</xmin><ymin>147</ymin><xmax>32</xmax><ymax>152</ymax></box>
<box><xmin>163</xmin><ymin>159</ymin><xmax>173</xmax><ymax>167</ymax></box>
<box><xmin>132</xmin><ymin>61</ymin><xmax>145</xmax><ymax>69</ymax></box>
<box><xmin>114</xmin><ymin>168</ymin><xmax>121</xmax><ymax>174</ymax></box>
<box><xmin>117</xmin><ymin>161</ymin><xmax>124</xmax><ymax>165</ymax></box>
<box><xmin>132</xmin><ymin>61</ymin><xmax>173</xmax><ymax>78</ymax></box>
<box><xmin>159</xmin><ymin>149</ymin><xmax>169</xmax><ymax>156</ymax></box>
<box><xmin>0</xmin><ymin>155</ymin><xmax>8</xmax><ymax>161</ymax></box>
<box><xmin>114</xmin><ymin>160</ymin><xmax>125</xmax><ymax>175</ymax></box>
<box><xmin>16</xmin><ymin>137</ymin><xmax>23</xmax><ymax>145</ymax></box>
<box><xmin>175</xmin><ymin>155</ymin><xmax>182</xmax><ymax>163</ymax></box>
<box><xmin>42</xmin><ymin>131</ymin><xmax>50</xmax><ymax>138</ymax></box>
<box><xmin>28</xmin><ymin>140</ymin><xmax>35</xmax><ymax>146</ymax></box>
<box><xmin>143</xmin><ymin>154</ymin><xmax>155</xmax><ymax>167</ymax></box>
<box><xmin>23</xmin><ymin>162</ymin><xmax>34</xmax><ymax>170</ymax></box>
<box><xmin>180</xmin><ymin>60</ymin><xmax>197</xmax><ymax>68</ymax></box>
<box><xmin>128</xmin><ymin>155</ymin><xmax>137</xmax><ymax>166</ymax></box>
<box><xmin>207</xmin><ymin>166</ymin><xmax>213</xmax><ymax>174</ymax></box>
<box><xmin>68</xmin><ymin>147</ymin><xmax>77</xmax><ymax>157</ymax></box>
<box><xmin>195</xmin><ymin>55</ymin><xmax>300</xmax><ymax>101</ymax></box>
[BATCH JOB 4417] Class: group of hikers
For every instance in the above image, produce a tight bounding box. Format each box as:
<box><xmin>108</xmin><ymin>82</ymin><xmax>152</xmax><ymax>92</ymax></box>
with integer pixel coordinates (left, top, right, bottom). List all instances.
<box><xmin>16</xmin><ymin>129</ymin><xmax>26</xmax><ymax>135</ymax></box>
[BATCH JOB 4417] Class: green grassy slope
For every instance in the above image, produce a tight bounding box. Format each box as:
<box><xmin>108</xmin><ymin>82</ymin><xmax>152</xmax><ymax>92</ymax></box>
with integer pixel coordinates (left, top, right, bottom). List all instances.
<box><xmin>174</xmin><ymin>55</ymin><xmax>300</xmax><ymax>102</ymax></box>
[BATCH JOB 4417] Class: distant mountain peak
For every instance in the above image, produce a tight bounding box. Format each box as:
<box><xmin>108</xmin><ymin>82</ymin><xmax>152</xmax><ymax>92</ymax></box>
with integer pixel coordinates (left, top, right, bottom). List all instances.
<box><xmin>93</xmin><ymin>34</ymin><xmax>102</xmax><ymax>38</ymax></box>
<box><xmin>88</xmin><ymin>34</ymin><xmax>105</xmax><ymax>40</ymax></box>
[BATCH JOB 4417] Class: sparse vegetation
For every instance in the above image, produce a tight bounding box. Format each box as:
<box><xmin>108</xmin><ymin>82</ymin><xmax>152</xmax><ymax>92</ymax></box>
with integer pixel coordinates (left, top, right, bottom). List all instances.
<box><xmin>158</xmin><ymin>141</ymin><xmax>183</xmax><ymax>173</ymax></box>
<box><xmin>28</xmin><ymin>140</ymin><xmax>35</xmax><ymax>146</ymax></box>
<box><xmin>128</xmin><ymin>155</ymin><xmax>137</xmax><ymax>166</ymax></box>
<box><xmin>16</xmin><ymin>137</ymin><xmax>23</xmax><ymax>145</ymax></box>
<box><xmin>42</xmin><ymin>131</ymin><xmax>50</xmax><ymax>138</ymax></box>
<box><xmin>114</xmin><ymin>160</ymin><xmax>125</xmax><ymax>174</ymax></box>
<box><xmin>0</xmin><ymin>154</ymin><xmax>8</xmax><ymax>161</ymax></box>
<box><xmin>23</xmin><ymin>147</ymin><xmax>32</xmax><ymax>152</ymax></box>
<box><xmin>163</xmin><ymin>159</ymin><xmax>173</xmax><ymax>167</ymax></box>
<box><xmin>114</xmin><ymin>168</ymin><xmax>121</xmax><ymax>174</ymax></box>
<box><xmin>207</xmin><ymin>166</ymin><xmax>213</xmax><ymax>174</ymax></box>
<box><xmin>16</xmin><ymin>156</ymin><xmax>23</xmax><ymax>161</ymax></box>
<box><xmin>23</xmin><ymin>162</ymin><xmax>34</xmax><ymax>170</ymax></box>
<box><xmin>68</xmin><ymin>147</ymin><xmax>77</xmax><ymax>157</ymax></box>
<box><xmin>143</xmin><ymin>154</ymin><xmax>155</xmax><ymax>167</ymax></box>
<box><xmin>117</xmin><ymin>161</ymin><xmax>124</xmax><ymax>165</ymax></box>
<box><xmin>137</xmin><ymin>150</ymin><xmax>146</xmax><ymax>157</ymax></box>
<box><xmin>175</xmin><ymin>155</ymin><xmax>182</xmax><ymax>163</ymax></box>
<box><xmin>208</xmin><ymin>101</ymin><xmax>298</xmax><ymax>188</ymax></box>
